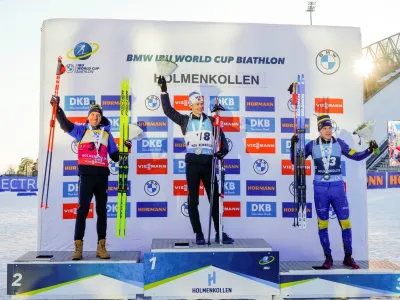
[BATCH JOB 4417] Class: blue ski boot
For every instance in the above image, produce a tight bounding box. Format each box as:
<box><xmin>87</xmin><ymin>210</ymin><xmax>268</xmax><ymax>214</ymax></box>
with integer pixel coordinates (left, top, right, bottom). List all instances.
<box><xmin>215</xmin><ymin>232</ymin><xmax>234</xmax><ymax>244</ymax></box>
<box><xmin>196</xmin><ymin>232</ymin><xmax>205</xmax><ymax>245</ymax></box>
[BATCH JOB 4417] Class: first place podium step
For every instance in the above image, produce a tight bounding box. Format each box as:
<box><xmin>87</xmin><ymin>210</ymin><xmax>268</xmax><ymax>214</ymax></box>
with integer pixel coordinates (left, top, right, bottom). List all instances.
<box><xmin>144</xmin><ymin>238</ymin><xmax>279</xmax><ymax>299</ymax></box>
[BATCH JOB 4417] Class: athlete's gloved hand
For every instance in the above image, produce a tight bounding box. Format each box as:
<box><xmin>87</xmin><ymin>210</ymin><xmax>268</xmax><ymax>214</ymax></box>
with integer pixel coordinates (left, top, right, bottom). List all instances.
<box><xmin>214</xmin><ymin>151</ymin><xmax>225</xmax><ymax>160</ymax></box>
<box><xmin>124</xmin><ymin>140</ymin><xmax>132</xmax><ymax>150</ymax></box>
<box><xmin>290</xmin><ymin>135</ymin><xmax>299</xmax><ymax>150</ymax></box>
<box><xmin>158</xmin><ymin>76</ymin><xmax>167</xmax><ymax>93</ymax></box>
<box><xmin>50</xmin><ymin>95</ymin><xmax>60</xmax><ymax>106</ymax></box>
<box><xmin>369</xmin><ymin>140</ymin><xmax>378</xmax><ymax>153</ymax></box>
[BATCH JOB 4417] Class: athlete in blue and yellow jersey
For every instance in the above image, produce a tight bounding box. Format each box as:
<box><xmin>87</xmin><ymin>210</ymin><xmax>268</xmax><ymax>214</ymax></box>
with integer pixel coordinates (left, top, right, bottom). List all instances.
<box><xmin>158</xmin><ymin>76</ymin><xmax>234</xmax><ymax>245</ymax></box>
<box><xmin>290</xmin><ymin>115</ymin><xmax>378</xmax><ymax>269</ymax></box>
<box><xmin>50</xmin><ymin>96</ymin><xmax>132</xmax><ymax>260</ymax></box>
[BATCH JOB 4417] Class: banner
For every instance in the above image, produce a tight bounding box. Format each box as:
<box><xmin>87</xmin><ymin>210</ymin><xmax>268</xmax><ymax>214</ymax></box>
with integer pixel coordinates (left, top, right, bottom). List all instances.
<box><xmin>0</xmin><ymin>176</ymin><xmax>37</xmax><ymax>192</ymax></box>
<box><xmin>388</xmin><ymin>120</ymin><xmax>400</xmax><ymax>166</ymax></box>
<box><xmin>38</xmin><ymin>19</ymin><xmax>367</xmax><ymax>261</ymax></box>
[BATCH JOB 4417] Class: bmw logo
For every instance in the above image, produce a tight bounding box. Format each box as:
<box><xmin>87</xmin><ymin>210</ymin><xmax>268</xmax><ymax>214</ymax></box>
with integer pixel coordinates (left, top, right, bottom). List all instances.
<box><xmin>226</xmin><ymin>138</ymin><xmax>233</xmax><ymax>153</ymax></box>
<box><xmin>145</xmin><ymin>95</ymin><xmax>160</xmax><ymax>111</ymax></box>
<box><xmin>144</xmin><ymin>180</ymin><xmax>160</xmax><ymax>196</ymax></box>
<box><xmin>253</xmin><ymin>159</ymin><xmax>269</xmax><ymax>175</ymax></box>
<box><xmin>181</xmin><ymin>201</ymin><xmax>189</xmax><ymax>217</ymax></box>
<box><xmin>66</xmin><ymin>64</ymin><xmax>74</xmax><ymax>73</ymax></box>
<box><xmin>289</xmin><ymin>181</ymin><xmax>295</xmax><ymax>196</ymax></box>
<box><xmin>109</xmin><ymin>160</ymin><xmax>119</xmax><ymax>175</ymax></box>
<box><xmin>287</xmin><ymin>98</ymin><xmax>294</xmax><ymax>112</ymax></box>
<box><xmin>71</xmin><ymin>140</ymin><xmax>78</xmax><ymax>154</ymax></box>
<box><xmin>316</xmin><ymin>49</ymin><xmax>340</xmax><ymax>75</ymax></box>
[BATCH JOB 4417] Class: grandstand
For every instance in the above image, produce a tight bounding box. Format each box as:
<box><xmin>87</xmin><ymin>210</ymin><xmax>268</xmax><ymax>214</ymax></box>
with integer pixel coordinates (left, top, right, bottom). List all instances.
<box><xmin>363</xmin><ymin>32</ymin><xmax>400</xmax><ymax>172</ymax></box>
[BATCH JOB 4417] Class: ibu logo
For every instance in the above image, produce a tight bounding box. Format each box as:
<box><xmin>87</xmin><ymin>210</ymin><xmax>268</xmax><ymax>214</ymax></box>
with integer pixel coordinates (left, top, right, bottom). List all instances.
<box><xmin>173</xmin><ymin>159</ymin><xmax>186</xmax><ymax>174</ymax></box>
<box><xmin>63</xmin><ymin>182</ymin><xmax>79</xmax><ymax>197</ymax></box>
<box><xmin>246</xmin><ymin>202</ymin><xmax>277</xmax><ymax>217</ymax></box>
<box><xmin>137</xmin><ymin>138</ymin><xmax>167</xmax><ymax>153</ymax></box>
<box><xmin>209</xmin><ymin>96</ymin><xmax>239</xmax><ymax>111</ymax></box>
<box><xmin>245</xmin><ymin>117</ymin><xmax>275</xmax><ymax>133</ymax></box>
<box><xmin>106</xmin><ymin>202</ymin><xmax>131</xmax><ymax>218</ymax></box>
<box><xmin>224</xmin><ymin>180</ymin><xmax>240</xmax><ymax>196</ymax></box>
<box><xmin>64</xmin><ymin>96</ymin><xmax>95</xmax><ymax>111</ymax></box>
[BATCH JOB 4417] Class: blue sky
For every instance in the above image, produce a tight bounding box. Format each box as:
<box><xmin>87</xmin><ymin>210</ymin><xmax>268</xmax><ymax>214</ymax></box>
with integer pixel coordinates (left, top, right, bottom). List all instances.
<box><xmin>0</xmin><ymin>0</ymin><xmax>399</xmax><ymax>173</ymax></box>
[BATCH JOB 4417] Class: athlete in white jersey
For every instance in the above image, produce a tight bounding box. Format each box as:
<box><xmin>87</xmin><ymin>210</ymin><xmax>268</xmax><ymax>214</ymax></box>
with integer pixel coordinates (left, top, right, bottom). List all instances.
<box><xmin>158</xmin><ymin>76</ymin><xmax>234</xmax><ymax>245</ymax></box>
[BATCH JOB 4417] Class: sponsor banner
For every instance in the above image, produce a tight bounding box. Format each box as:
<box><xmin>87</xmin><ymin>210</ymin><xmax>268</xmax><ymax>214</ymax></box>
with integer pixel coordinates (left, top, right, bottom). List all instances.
<box><xmin>367</xmin><ymin>172</ymin><xmax>386</xmax><ymax>189</ymax></box>
<box><xmin>174</xmin><ymin>138</ymin><xmax>186</xmax><ymax>153</ymax></box>
<box><xmin>63</xmin><ymin>203</ymin><xmax>94</xmax><ymax>219</ymax></box>
<box><xmin>63</xmin><ymin>160</ymin><xmax>78</xmax><ymax>176</ymax></box>
<box><xmin>108</xmin><ymin>181</ymin><xmax>131</xmax><ymax>196</ymax></box>
<box><xmin>220</xmin><ymin>117</ymin><xmax>241</xmax><ymax>132</ymax></box>
<box><xmin>137</xmin><ymin>202</ymin><xmax>168</xmax><ymax>217</ymax></box>
<box><xmin>108</xmin><ymin>116</ymin><xmax>132</xmax><ymax>132</ymax></box>
<box><xmin>64</xmin><ymin>96</ymin><xmax>95</xmax><ymax>111</ymax></box>
<box><xmin>223</xmin><ymin>201</ymin><xmax>241</xmax><ymax>217</ymax></box>
<box><xmin>174</xmin><ymin>95</ymin><xmax>190</xmax><ymax>111</ymax></box>
<box><xmin>209</xmin><ymin>96</ymin><xmax>240</xmax><ymax>111</ymax></box>
<box><xmin>137</xmin><ymin>116</ymin><xmax>168</xmax><ymax>132</ymax></box>
<box><xmin>281</xmin><ymin>159</ymin><xmax>312</xmax><ymax>175</ymax></box>
<box><xmin>282</xmin><ymin>202</ymin><xmax>312</xmax><ymax>218</ymax></box>
<box><xmin>246</xmin><ymin>202</ymin><xmax>277</xmax><ymax>217</ymax></box>
<box><xmin>245</xmin><ymin>117</ymin><xmax>275</xmax><ymax>133</ymax></box>
<box><xmin>387</xmin><ymin>172</ymin><xmax>400</xmax><ymax>188</ymax></box>
<box><xmin>173</xmin><ymin>159</ymin><xmax>186</xmax><ymax>174</ymax></box>
<box><xmin>245</xmin><ymin>96</ymin><xmax>275</xmax><ymax>111</ymax></box>
<box><xmin>314</xmin><ymin>98</ymin><xmax>344</xmax><ymax>114</ymax></box>
<box><xmin>246</xmin><ymin>138</ymin><xmax>275</xmax><ymax>154</ymax></box>
<box><xmin>101</xmin><ymin>95</ymin><xmax>132</xmax><ymax>111</ymax></box>
<box><xmin>246</xmin><ymin>180</ymin><xmax>276</xmax><ymax>196</ymax></box>
<box><xmin>216</xmin><ymin>159</ymin><xmax>240</xmax><ymax>174</ymax></box>
<box><xmin>281</xmin><ymin>118</ymin><xmax>310</xmax><ymax>133</ymax></box>
<box><xmin>0</xmin><ymin>177</ymin><xmax>37</xmax><ymax>192</ymax></box>
<box><xmin>281</xmin><ymin>138</ymin><xmax>310</xmax><ymax>154</ymax></box>
<box><xmin>173</xmin><ymin>180</ymin><xmax>204</xmax><ymax>196</ymax></box>
<box><xmin>137</xmin><ymin>159</ymin><xmax>168</xmax><ymax>174</ymax></box>
<box><xmin>224</xmin><ymin>180</ymin><xmax>240</xmax><ymax>196</ymax></box>
<box><xmin>107</xmin><ymin>202</ymin><xmax>131</xmax><ymax>218</ymax></box>
<box><xmin>137</xmin><ymin>138</ymin><xmax>168</xmax><ymax>153</ymax></box>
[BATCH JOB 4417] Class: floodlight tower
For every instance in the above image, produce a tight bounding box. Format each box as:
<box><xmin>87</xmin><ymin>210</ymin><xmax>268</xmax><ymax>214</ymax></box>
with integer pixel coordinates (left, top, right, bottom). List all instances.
<box><xmin>306</xmin><ymin>1</ymin><xmax>316</xmax><ymax>25</ymax></box>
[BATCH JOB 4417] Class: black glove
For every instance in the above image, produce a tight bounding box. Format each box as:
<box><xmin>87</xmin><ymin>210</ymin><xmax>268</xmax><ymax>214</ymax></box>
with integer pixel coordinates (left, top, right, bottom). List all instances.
<box><xmin>290</xmin><ymin>135</ymin><xmax>299</xmax><ymax>150</ymax></box>
<box><xmin>369</xmin><ymin>140</ymin><xmax>378</xmax><ymax>153</ymax></box>
<box><xmin>214</xmin><ymin>151</ymin><xmax>225</xmax><ymax>160</ymax></box>
<box><xmin>158</xmin><ymin>76</ymin><xmax>167</xmax><ymax>93</ymax></box>
<box><xmin>124</xmin><ymin>140</ymin><xmax>132</xmax><ymax>150</ymax></box>
<box><xmin>50</xmin><ymin>95</ymin><xmax>60</xmax><ymax>106</ymax></box>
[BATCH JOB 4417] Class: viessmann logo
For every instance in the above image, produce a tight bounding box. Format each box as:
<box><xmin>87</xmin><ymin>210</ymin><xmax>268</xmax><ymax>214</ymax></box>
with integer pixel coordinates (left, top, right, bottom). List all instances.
<box><xmin>174</xmin><ymin>95</ymin><xmax>203</xmax><ymax>111</ymax></box>
<box><xmin>245</xmin><ymin>138</ymin><xmax>275</xmax><ymax>153</ymax></box>
<box><xmin>220</xmin><ymin>117</ymin><xmax>240</xmax><ymax>132</ymax></box>
<box><xmin>63</xmin><ymin>203</ymin><xmax>93</xmax><ymax>219</ymax></box>
<box><xmin>137</xmin><ymin>159</ymin><xmax>168</xmax><ymax>174</ymax></box>
<box><xmin>281</xmin><ymin>159</ymin><xmax>311</xmax><ymax>175</ymax></box>
<box><xmin>314</xmin><ymin>98</ymin><xmax>344</xmax><ymax>114</ymax></box>
<box><xmin>173</xmin><ymin>180</ymin><xmax>204</xmax><ymax>196</ymax></box>
<box><xmin>223</xmin><ymin>201</ymin><xmax>241</xmax><ymax>217</ymax></box>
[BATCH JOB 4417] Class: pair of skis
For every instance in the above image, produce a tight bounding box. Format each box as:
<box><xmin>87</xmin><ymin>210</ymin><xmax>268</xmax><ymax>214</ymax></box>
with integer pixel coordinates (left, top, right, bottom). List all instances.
<box><xmin>40</xmin><ymin>57</ymin><xmax>66</xmax><ymax>209</ymax></box>
<box><xmin>289</xmin><ymin>74</ymin><xmax>307</xmax><ymax>229</ymax></box>
<box><xmin>116</xmin><ymin>78</ymin><xmax>130</xmax><ymax>238</ymax></box>
<box><xmin>208</xmin><ymin>97</ymin><xmax>226</xmax><ymax>245</ymax></box>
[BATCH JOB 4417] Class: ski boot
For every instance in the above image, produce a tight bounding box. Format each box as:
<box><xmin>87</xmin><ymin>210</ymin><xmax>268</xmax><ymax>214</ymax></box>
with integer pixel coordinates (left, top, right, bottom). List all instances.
<box><xmin>196</xmin><ymin>232</ymin><xmax>206</xmax><ymax>245</ymax></box>
<box><xmin>215</xmin><ymin>232</ymin><xmax>234</xmax><ymax>244</ymax></box>
<box><xmin>343</xmin><ymin>253</ymin><xmax>359</xmax><ymax>269</ymax></box>
<box><xmin>322</xmin><ymin>255</ymin><xmax>333</xmax><ymax>269</ymax></box>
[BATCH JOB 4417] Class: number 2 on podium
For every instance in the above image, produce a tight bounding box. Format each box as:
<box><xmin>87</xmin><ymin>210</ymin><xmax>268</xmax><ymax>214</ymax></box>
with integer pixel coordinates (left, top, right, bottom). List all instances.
<box><xmin>150</xmin><ymin>256</ymin><xmax>157</xmax><ymax>270</ymax></box>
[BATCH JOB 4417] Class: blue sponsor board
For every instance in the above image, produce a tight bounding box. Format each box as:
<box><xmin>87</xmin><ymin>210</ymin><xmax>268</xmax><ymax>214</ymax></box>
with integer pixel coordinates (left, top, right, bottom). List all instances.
<box><xmin>245</xmin><ymin>96</ymin><xmax>275</xmax><ymax>112</ymax></box>
<box><xmin>137</xmin><ymin>202</ymin><xmax>168</xmax><ymax>217</ymax></box>
<box><xmin>0</xmin><ymin>176</ymin><xmax>37</xmax><ymax>192</ymax></box>
<box><xmin>224</xmin><ymin>180</ymin><xmax>240</xmax><ymax>196</ymax></box>
<box><xmin>218</xmin><ymin>159</ymin><xmax>240</xmax><ymax>175</ymax></box>
<box><xmin>101</xmin><ymin>95</ymin><xmax>132</xmax><ymax>111</ymax></box>
<box><xmin>246</xmin><ymin>180</ymin><xmax>276</xmax><ymax>196</ymax></box>
<box><xmin>108</xmin><ymin>116</ymin><xmax>132</xmax><ymax>132</ymax></box>
<box><xmin>282</xmin><ymin>202</ymin><xmax>312</xmax><ymax>218</ymax></box>
<box><xmin>174</xmin><ymin>137</ymin><xmax>186</xmax><ymax>153</ymax></box>
<box><xmin>106</xmin><ymin>202</ymin><xmax>131</xmax><ymax>218</ymax></box>
<box><xmin>209</xmin><ymin>96</ymin><xmax>240</xmax><ymax>111</ymax></box>
<box><xmin>246</xmin><ymin>202</ymin><xmax>277</xmax><ymax>217</ymax></box>
<box><xmin>63</xmin><ymin>160</ymin><xmax>78</xmax><ymax>176</ymax></box>
<box><xmin>388</xmin><ymin>172</ymin><xmax>400</xmax><ymax>188</ymax></box>
<box><xmin>173</xmin><ymin>159</ymin><xmax>186</xmax><ymax>174</ymax></box>
<box><xmin>64</xmin><ymin>96</ymin><xmax>95</xmax><ymax>111</ymax></box>
<box><xmin>281</xmin><ymin>138</ymin><xmax>310</xmax><ymax>154</ymax></box>
<box><xmin>281</xmin><ymin>118</ymin><xmax>310</xmax><ymax>133</ymax></box>
<box><xmin>137</xmin><ymin>116</ymin><xmax>168</xmax><ymax>132</ymax></box>
<box><xmin>137</xmin><ymin>138</ymin><xmax>168</xmax><ymax>153</ymax></box>
<box><xmin>108</xmin><ymin>181</ymin><xmax>131</xmax><ymax>196</ymax></box>
<box><xmin>245</xmin><ymin>117</ymin><xmax>275</xmax><ymax>132</ymax></box>
<box><xmin>367</xmin><ymin>172</ymin><xmax>387</xmax><ymax>189</ymax></box>
<box><xmin>63</xmin><ymin>182</ymin><xmax>79</xmax><ymax>197</ymax></box>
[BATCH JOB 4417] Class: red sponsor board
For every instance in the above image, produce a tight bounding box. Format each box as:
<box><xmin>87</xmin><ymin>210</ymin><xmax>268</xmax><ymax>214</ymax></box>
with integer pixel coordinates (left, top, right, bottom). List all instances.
<box><xmin>246</xmin><ymin>138</ymin><xmax>275</xmax><ymax>153</ymax></box>
<box><xmin>223</xmin><ymin>201</ymin><xmax>241</xmax><ymax>217</ymax></box>
<box><xmin>137</xmin><ymin>159</ymin><xmax>168</xmax><ymax>174</ymax></box>
<box><xmin>173</xmin><ymin>180</ymin><xmax>204</xmax><ymax>196</ymax></box>
<box><xmin>220</xmin><ymin>117</ymin><xmax>241</xmax><ymax>132</ymax></box>
<box><xmin>63</xmin><ymin>203</ymin><xmax>93</xmax><ymax>219</ymax></box>
<box><xmin>281</xmin><ymin>159</ymin><xmax>311</xmax><ymax>175</ymax></box>
<box><xmin>315</xmin><ymin>98</ymin><xmax>344</xmax><ymax>114</ymax></box>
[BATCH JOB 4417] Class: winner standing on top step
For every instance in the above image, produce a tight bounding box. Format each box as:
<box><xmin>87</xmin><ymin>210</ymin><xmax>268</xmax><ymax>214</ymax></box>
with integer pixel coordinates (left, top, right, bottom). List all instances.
<box><xmin>157</xmin><ymin>76</ymin><xmax>234</xmax><ymax>245</ymax></box>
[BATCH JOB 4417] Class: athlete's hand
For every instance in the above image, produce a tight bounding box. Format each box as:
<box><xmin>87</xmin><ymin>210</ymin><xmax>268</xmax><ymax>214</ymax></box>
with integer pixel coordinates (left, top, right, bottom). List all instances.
<box><xmin>290</xmin><ymin>135</ymin><xmax>299</xmax><ymax>149</ymax></box>
<box><xmin>158</xmin><ymin>76</ymin><xmax>167</xmax><ymax>93</ymax></box>
<box><xmin>50</xmin><ymin>95</ymin><xmax>60</xmax><ymax>106</ymax></box>
<box><xmin>369</xmin><ymin>140</ymin><xmax>378</xmax><ymax>153</ymax></box>
<box><xmin>124</xmin><ymin>140</ymin><xmax>132</xmax><ymax>150</ymax></box>
<box><xmin>214</xmin><ymin>151</ymin><xmax>225</xmax><ymax>160</ymax></box>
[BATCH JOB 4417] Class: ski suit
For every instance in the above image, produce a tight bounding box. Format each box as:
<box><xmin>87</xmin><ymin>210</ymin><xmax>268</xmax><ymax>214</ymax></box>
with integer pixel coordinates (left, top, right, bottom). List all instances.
<box><xmin>290</xmin><ymin>136</ymin><xmax>372</xmax><ymax>256</ymax></box>
<box><xmin>55</xmin><ymin>107</ymin><xmax>119</xmax><ymax>241</ymax></box>
<box><xmin>160</xmin><ymin>93</ymin><xmax>229</xmax><ymax>235</ymax></box>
